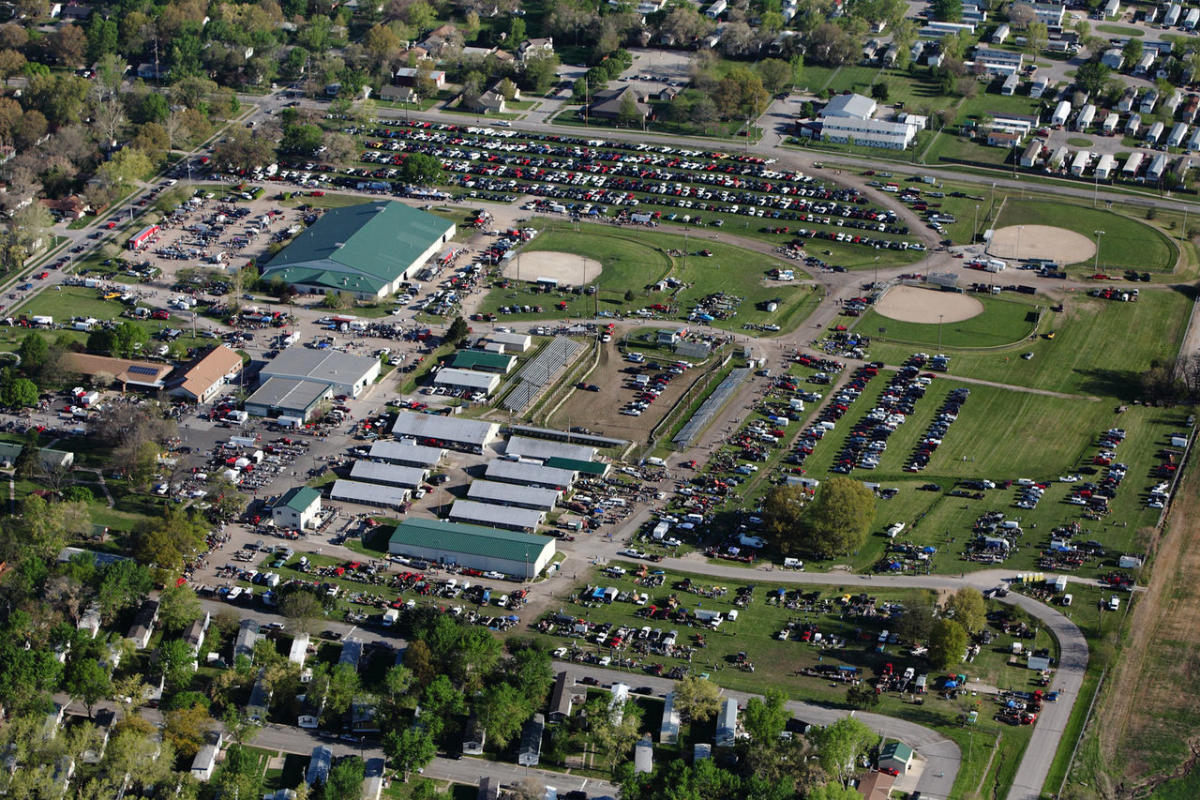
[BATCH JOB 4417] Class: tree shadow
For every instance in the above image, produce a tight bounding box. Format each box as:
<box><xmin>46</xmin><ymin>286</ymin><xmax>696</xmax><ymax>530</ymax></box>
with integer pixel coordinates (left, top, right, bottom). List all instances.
<box><xmin>1072</xmin><ymin>368</ymin><xmax>1143</xmax><ymax>401</ymax></box>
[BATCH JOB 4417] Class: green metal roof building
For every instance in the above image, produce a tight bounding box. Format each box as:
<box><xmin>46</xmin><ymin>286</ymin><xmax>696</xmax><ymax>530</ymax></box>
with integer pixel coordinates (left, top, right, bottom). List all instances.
<box><xmin>544</xmin><ymin>457</ymin><xmax>609</xmax><ymax>477</ymax></box>
<box><xmin>450</xmin><ymin>350</ymin><xmax>516</xmax><ymax>374</ymax></box>
<box><xmin>260</xmin><ymin>201</ymin><xmax>456</xmax><ymax>299</ymax></box>
<box><xmin>272</xmin><ymin>486</ymin><xmax>322</xmax><ymax>529</ymax></box>
<box><xmin>388</xmin><ymin>518</ymin><xmax>556</xmax><ymax>579</ymax></box>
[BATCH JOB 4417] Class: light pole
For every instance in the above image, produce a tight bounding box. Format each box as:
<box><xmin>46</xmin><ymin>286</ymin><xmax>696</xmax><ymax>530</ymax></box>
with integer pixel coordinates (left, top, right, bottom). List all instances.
<box><xmin>973</xmin><ymin>204</ymin><xmax>980</xmax><ymax>244</ymax></box>
<box><xmin>1093</xmin><ymin>230</ymin><xmax>1105</xmax><ymax>273</ymax></box>
<box><xmin>937</xmin><ymin>314</ymin><xmax>945</xmax><ymax>352</ymax></box>
<box><xmin>1016</xmin><ymin>225</ymin><xmax>1023</xmax><ymax>260</ymax></box>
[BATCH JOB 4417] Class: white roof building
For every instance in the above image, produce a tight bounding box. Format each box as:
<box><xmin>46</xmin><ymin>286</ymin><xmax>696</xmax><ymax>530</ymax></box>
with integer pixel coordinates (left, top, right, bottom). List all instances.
<box><xmin>485</xmin><ymin>459</ymin><xmax>576</xmax><ymax>488</ymax></box>
<box><xmin>817</xmin><ymin>116</ymin><xmax>917</xmax><ymax>149</ymax></box>
<box><xmin>432</xmin><ymin>368</ymin><xmax>501</xmax><ymax>395</ymax></box>
<box><xmin>391</xmin><ymin>411</ymin><xmax>499</xmax><ymax>453</ymax></box>
<box><xmin>348</xmin><ymin>460</ymin><xmax>428</xmax><ymax>488</ymax></box>
<box><xmin>821</xmin><ymin>93</ymin><xmax>877</xmax><ymax>120</ymax></box>
<box><xmin>468</xmin><ymin>479</ymin><xmax>560</xmax><ymax>511</ymax></box>
<box><xmin>449</xmin><ymin>499</ymin><xmax>545</xmax><ymax>531</ymax></box>
<box><xmin>367</xmin><ymin>439</ymin><xmax>445</xmax><ymax>467</ymax></box>
<box><xmin>505</xmin><ymin>435</ymin><xmax>597</xmax><ymax>463</ymax></box>
<box><xmin>259</xmin><ymin>348</ymin><xmax>381</xmax><ymax>398</ymax></box>
<box><xmin>330</xmin><ymin>479</ymin><xmax>410</xmax><ymax>508</ymax></box>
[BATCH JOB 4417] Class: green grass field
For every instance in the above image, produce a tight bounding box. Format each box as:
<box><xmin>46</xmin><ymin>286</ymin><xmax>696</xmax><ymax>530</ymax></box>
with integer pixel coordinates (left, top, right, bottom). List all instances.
<box><xmin>856</xmin><ymin>288</ymin><xmax>1191</xmax><ymax>398</ymax></box>
<box><xmin>861</xmin><ymin>294</ymin><xmax>1041</xmax><ymax>349</ymax></box>
<box><xmin>995</xmin><ymin>200</ymin><xmax>1177</xmax><ymax>271</ymax></box>
<box><xmin>478</xmin><ymin>221</ymin><xmax>824</xmax><ymax>333</ymax></box>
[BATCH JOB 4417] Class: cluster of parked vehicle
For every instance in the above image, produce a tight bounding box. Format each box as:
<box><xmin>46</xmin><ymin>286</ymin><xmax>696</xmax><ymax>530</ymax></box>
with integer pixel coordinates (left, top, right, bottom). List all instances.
<box><xmin>832</xmin><ymin>363</ymin><xmax>928</xmax><ymax>473</ymax></box>
<box><xmin>789</xmin><ymin>363</ymin><xmax>877</xmax><ymax>472</ymax></box>
<box><xmin>619</xmin><ymin>355</ymin><xmax>690</xmax><ymax>417</ymax></box>
<box><xmin>907</xmin><ymin>387</ymin><xmax>969</xmax><ymax>472</ymax></box>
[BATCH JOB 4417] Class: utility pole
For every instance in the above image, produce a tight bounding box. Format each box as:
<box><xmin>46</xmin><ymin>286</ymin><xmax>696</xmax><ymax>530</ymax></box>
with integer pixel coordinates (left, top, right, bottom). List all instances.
<box><xmin>1093</xmin><ymin>229</ymin><xmax>1105</xmax><ymax>273</ymax></box>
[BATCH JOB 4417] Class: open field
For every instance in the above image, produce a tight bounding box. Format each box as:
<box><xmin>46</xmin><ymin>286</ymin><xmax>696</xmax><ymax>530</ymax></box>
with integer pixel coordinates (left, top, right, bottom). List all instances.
<box><xmin>479</xmin><ymin>221</ymin><xmax>823</xmax><ymax>333</ymax></box>
<box><xmin>856</xmin><ymin>288</ymin><xmax>1192</xmax><ymax>398</ymax></box>
<box><xmin>864</xmin><ymin>292</ymin><xmax>1036</xmax><ymax>347</ymax></box>
<box><xmin>995</xmin><ymin>200</ymin><xmax>1177</xmax><ymax>272</ymax></box>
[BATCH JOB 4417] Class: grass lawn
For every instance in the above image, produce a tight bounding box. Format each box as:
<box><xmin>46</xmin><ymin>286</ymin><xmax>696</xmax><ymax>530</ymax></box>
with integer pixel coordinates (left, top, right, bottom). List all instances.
<box><xmin>994</xmin><ymin>199</ymin><xmax>1177</xmax><ymax>271</ymax></box>
<box><xmin>856</xmin><ymin>287</ymin><xmax>1192</xmax><ymax>398</ymax></box>
<box><xmin>478</xmin><ymin>220</ymin><xmax>824</xmax><ymax>334</ymax></box>
<box><xmin>859</xmin><ymin>294</ymin><xmax>1041</xmax><ymax>349</ymax></box>
<box><xmin>925</xmin><ymin>133</ymin><xmax>1014</xmax><ymax>167</ymax></box>
<box><xmin>1097</xmin><ymin>23</ymin><xmax>1142</xmax><ymax>35</ymax></box>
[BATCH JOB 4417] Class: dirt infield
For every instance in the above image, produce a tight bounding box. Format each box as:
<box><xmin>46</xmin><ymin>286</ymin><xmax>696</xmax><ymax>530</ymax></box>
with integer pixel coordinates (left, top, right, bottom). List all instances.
<box><xmin>875</xmin><ymin>285</ymin><xmax>984</xmax><ymax>324</ymax></box>
<box><xmin>501</xmin><ymin>251</ymin><xmax>602</xmax><ymax>286</ymax></box>
<box><xmin>987</xmin><ymin>225</ymin><xmax>1097</xmax><ymax>263</ymax></box>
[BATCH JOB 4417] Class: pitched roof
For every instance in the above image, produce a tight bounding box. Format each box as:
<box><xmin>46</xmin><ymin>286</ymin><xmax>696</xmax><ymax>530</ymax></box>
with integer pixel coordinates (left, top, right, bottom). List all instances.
<box><xmin>63</xmin><ymin>353</ymin><xmax>173</xmax><ymax>387</ymax></box>
<box><xmin>276</xmin><ymin>486</ymin><xmax>320</xmax><ymax>513</ymax></box>
<box><xmin>261</xmin><ymin>201</ymin><xmax>454</xmax><ymax>293</ymax></box>
<box><xmin>880</xmin><ymin>740</ymin><xmax>914</xmax><ymax>762</ymax></box>
<box><xmin>389</xmin><ymin>518</ymin><xmax>554</xmax><ymax>561</ymax></box>
<box><xmin>590</xmin><ymin>87</ymin><xmax>650</xmax><ymax>118</ymax></box>
<box><xmin>173</xmin><ymin>345</ymin><xmax>243</xmax><ymax>399</ymax></box>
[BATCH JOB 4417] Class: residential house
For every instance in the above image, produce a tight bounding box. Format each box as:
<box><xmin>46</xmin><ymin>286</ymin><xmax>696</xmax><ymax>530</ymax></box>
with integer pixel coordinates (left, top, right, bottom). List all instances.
<box><xmin>518</xmin><ymin>37</ymin><xmax>554</xmax><ymax>63</ymax></box>
<box><xmin>462</xmin><ymin>715</ymin><xmax>486</xmax><ymax>755</ymax></box>
<box><xmin>468</xmin><ymin>88</ymin><xmax>509</xmax><ymax>115</ymax></box>
<box><xmin>379</xmin><ymin>85</ymin><xmax>418</xmax><ymax>104</ymax></box>
<box><xmin>234</xmin><ymin>618</ymin><xmax>259</xmax><ymax>662</ymax></box>
<box><xmin>517</xmin><ymin>713</ymin><xmax>545</xmax><ymax>766</ymax></box>
<box><xmin>126</xmin><ymin>598</ymin><xmax>159</xmax><ymax>650</ymax></box>
<box><xmin>392</xmin><ymin>66</ymin><xmax>446</xmax><ymax>90</ymax></box>
<box><xmin>716</xmin><ymin>698</ymin><xmax>737</xmax><ymax>747</ymax></box>
<box><xmin>190</xmin><ymin>732</ymin><xmax>224</xmax><ymax>782</ymax></box>
<box><xmin>184</xmin><ymin>612</ymin><xmax>210</xmax><ymax>656</ymax></box>
<box><xmin>306</xmin><ymin>746</ymin><xmax>333</xmax><ymax>787</ymax></box>
<box><xmin>549</xmin><ymin>672</ymin><xmax>585</xmax><ymax>723</ymax></box>
<box><xmin>588</xmin><ymin>87</ymin><xmax>651</xmax><ymax>122</ymax></box>
<box><xmin>986</xmin><ymin>131</ymin><xmax>1023</xmax><ymax>148</ymax></box>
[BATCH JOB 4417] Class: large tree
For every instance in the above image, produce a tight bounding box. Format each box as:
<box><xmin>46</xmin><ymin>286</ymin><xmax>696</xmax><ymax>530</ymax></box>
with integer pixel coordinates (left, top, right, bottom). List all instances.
<box><xmin>477</xmin><ymin>682</ymin><xmax>531</xmax><ymax>748</ymax></box>
<box><xmin>813</xmin><ymin>717</ymin><xmax>876</xmax><ymax>784</ymax></box>
<box><xmin>383</xmin><ymin>726</ymin><xmax>436</xmax><ymax>782</ymax></box>
<box><xmin>945</xmin><ymin>587</ymin><xmax>987</xmax><ymax>634</ymax></box>
<box><xmin>928</xmin><ymin>618</ymin><xmax>969</xmax><ymax>669</ymax></box>
<box><xmin>672</xmin><ymin>675</ymin><xmax>721</xmax><ymax>723</ymax></box>
<box><xmin>766</xmin><ymin>477</ymin><xmax>875</xmax><ymax>559</ymax></box>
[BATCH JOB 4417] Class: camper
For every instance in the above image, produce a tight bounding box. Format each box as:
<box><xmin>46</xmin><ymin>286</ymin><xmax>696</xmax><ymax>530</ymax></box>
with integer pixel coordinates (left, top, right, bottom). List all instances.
<box><xmin>1145</xmin><ymin>120</ymin><xmax>1165</xmax><ymax>144</ymax></box>
<box><xmin>1101</xmin><ymin>112</ymin><xmax>1119</xmax><ymax>136</ymax></box>
<box><xmin>1126</xmin><ymin>113</ymin><xmax>1142</xmax><ymax>137</ymax></box>
<box><xmin>1094</xmin><ymin>153</ymin><xmax>1115</xmax><ymax>179</ymax></box>
<box><xmin>1074</xmin><ymin>104</ymin><xmax>1096</xmax><ymax>132</ymax></box>
<box><xmin>1168</xmin><ymin>122</ymin><xmax>1190</xmax><ymax>148</ymax></box>
<box><xmin>1029</xmin><ymin>76</ymin><xmax>1050</xmax><ymax>98</ymax></box>
<box><xmin>1070</xmin><ymin>150</ymin><xmax>1091</xmax><ymax>176</ymax></box>
<box><xmin>1147</xmin><ymin>152</ymin><xmax>1168</xmax><ymax>181</ymax></box>
<box><xmin>1051</xmin><ymin>100</ymin><xmax>1072</xmax><ymax>128</ymax></box>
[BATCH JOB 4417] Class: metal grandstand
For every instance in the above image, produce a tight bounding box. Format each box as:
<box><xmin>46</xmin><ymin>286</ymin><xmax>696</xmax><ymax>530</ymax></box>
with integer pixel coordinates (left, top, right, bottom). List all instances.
<box><xmin>502</xmin><ymin>336</ymin><xmax>583</xmax><ymax>413</ymax></box>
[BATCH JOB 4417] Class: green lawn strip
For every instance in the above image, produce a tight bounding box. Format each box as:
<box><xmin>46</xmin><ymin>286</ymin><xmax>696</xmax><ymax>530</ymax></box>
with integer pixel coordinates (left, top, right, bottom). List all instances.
<box><xmin>860</xmin><ymin>293</ymin><xmax>1041</xmax><ymax>349</ymax></box>
<box><xmin>856</xmin><ymin>288</ymin><xmax>1191</xmax><ymax>398</ymax></box>
<box><xmin>479</xmin><ymin>220</ymin><xmax>823</xmax><ymax>333</ymax></box>
<box><xmin>1097</xmin><ymin>23</ymin><xmax>1142</xmax><ymax>35</ymax></box>
<box><xmin>995</xmin><ymin>198</ymin><xmax>1177</xmax><ymax>271</ymax></box>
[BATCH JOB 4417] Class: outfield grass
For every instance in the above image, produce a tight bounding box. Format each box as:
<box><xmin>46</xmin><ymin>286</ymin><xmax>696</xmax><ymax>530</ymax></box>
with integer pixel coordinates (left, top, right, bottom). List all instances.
<box><xmin>478</xmin><ymin>221</ymin><xmax>824</xmax><ymax>333</ymax></box>
<box><xmin>861</xmin><ymin>294</ymin><xmax>1041</xmax><ymax>349</ymax></box>
<box><xmin>995</xmin><ymin>199</ymin><xmax>1177</xmax><ymax>271</ymax></box>
<box><xmin>856</xmin><ymin>288</ymin><xmax>1192</xmax><ymax>398</ymax></box>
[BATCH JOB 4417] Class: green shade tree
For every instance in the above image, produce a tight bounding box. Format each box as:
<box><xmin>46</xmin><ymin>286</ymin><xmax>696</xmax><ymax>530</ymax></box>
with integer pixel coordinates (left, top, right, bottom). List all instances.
<box><xmin>928</xmin><ymin>618</ymin><xmax>969</xmax><ymax>669</ymax></box>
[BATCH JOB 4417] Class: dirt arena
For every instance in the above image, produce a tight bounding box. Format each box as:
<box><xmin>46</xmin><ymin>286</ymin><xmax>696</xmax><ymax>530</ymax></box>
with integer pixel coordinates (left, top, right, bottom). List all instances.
<box><xmin>502</xmin><ymin>251</ymin><xmax>602</xmax><ymax>285</ymax></box>
<box><xmin>986</xmin><ymin>224</ymin><xmax>1097</xmax><ymax>263</ymax></box>
<box><xmin>875</xmin><ymin>285</ymin><xmax>984</xmax><ymax>323</ymax></box>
